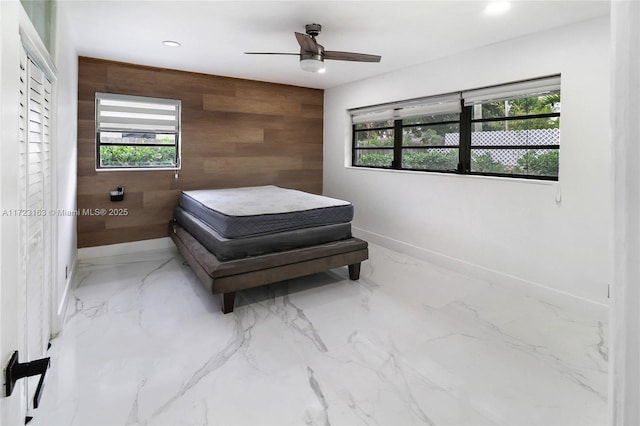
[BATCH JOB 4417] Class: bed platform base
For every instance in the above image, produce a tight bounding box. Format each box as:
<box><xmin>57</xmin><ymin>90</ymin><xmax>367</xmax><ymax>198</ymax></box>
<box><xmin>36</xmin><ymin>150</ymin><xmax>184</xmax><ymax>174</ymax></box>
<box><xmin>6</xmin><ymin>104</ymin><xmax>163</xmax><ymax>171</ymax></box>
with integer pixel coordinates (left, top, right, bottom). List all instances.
<box><xmin>169</xmin><ymin>222</ymin><xmax>369</xmax><ymax>313</ymax></box>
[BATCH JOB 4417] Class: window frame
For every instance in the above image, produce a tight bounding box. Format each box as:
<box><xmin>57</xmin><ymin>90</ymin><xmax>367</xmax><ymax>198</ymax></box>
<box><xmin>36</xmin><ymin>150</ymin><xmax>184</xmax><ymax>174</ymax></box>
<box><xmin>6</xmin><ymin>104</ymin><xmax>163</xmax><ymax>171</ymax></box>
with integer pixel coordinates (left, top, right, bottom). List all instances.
<box><xmin>351</xmin><ymin>76</ymin><xmax>561</xmax><ymax>181</ymax></box>
<box><xmin>466</xmin><ymin>108</ymin><xmax>560</xmax><ymax>179</ymax></box>
<box><xmin>351</xmin><ymin>122</ymin><xmax>395</xmax><ymax>169</ymax></box>
<box><xmin>398</xmin><ymin>115</ymin><xmax>461</xmax><ymax>172</ymax></box>
<box><xmin>95</xmin><ymin>92</ymin><xmax>182</xmax><ymax>171</ymax></box>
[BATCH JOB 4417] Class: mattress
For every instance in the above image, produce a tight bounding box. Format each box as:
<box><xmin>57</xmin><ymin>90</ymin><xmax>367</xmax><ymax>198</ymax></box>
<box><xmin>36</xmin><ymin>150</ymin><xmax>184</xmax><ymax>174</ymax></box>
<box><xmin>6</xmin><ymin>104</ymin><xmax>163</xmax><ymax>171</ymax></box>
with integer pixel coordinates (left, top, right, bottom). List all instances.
<box><xmin>179</xmin><ymin>185</ymin><xmax>354</xmax><ymax>238</ymax></box>
<box><xmin>174</xmin><ymin>207</ymin><xmax>353</xmax><ymax>261</ymax></box>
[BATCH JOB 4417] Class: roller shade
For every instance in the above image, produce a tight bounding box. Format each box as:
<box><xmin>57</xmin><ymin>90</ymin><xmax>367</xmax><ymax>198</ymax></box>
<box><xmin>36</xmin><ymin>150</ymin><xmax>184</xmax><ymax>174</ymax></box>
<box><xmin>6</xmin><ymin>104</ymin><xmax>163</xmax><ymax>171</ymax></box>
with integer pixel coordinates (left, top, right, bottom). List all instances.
<box><xmin>96</xmin><ymin>92</ymin><xmax>181</xmax><ymax>133</ymax></box>
<box><xmin>462</xmin><ymin>75</ymin><xmax>561</xmax><ymax>106</ymax></box>
<box><xmin>351</xmin><ymin>93</ymin><xmax>461</xmax><ymax>124</ymax></box>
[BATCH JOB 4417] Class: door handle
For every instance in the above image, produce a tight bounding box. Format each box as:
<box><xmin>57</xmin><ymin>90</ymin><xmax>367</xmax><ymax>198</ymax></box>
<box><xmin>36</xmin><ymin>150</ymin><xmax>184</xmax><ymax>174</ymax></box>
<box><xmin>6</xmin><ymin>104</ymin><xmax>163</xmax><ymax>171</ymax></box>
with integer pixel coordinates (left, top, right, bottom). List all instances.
<box><xmin>4</xmin><ymin>351</ymin><xmax>50</xmax><ymax>408</ymax></box>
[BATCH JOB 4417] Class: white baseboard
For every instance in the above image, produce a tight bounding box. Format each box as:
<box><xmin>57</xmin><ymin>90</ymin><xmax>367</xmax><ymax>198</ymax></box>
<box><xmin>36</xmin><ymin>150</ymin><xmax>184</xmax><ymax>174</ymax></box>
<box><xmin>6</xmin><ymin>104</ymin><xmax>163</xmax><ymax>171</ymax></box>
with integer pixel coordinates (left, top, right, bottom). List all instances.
<box><xmin>57</xmin><ymin>256</ymin><xmax>77</xmax><ymax>315</ymax></box>
<box><xmin>353</xmin><ymin>227</ymin><xmax>607</xmax><ymax>308</ymax></box>
<box><xmin>77</xmin><ymin>237</ymin><xmax>175</xmax><ymax>260</ymax></box>
<box><xmin>51</xmin><ymin>255</ymin><xmax>78</xmax><ymax>337</ymax></box>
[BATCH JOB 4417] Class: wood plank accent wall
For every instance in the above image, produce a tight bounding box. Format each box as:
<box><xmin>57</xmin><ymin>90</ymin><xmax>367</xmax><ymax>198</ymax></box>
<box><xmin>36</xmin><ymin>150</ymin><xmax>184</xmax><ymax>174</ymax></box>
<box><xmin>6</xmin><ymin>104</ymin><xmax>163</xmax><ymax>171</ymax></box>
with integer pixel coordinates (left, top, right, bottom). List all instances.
<box><xmin>77</xmin><ymin>57</ymin><xmax>324</xmax><ymax>248</ymax></box>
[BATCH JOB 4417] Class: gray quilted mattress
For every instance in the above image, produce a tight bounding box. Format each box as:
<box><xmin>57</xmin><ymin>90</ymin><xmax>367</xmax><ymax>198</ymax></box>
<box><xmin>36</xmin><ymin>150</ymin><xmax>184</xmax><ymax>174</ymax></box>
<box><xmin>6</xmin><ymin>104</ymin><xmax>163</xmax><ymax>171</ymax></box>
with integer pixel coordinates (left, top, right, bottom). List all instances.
<box><xmin>174</xmin><ymin>207</ymin><xmax>353</xmax><ymax>261</ymax></box>
<box><xmin>179</xmin><ymin>185</ymin><xmax>354</xmax><ymax>238</ymax></box>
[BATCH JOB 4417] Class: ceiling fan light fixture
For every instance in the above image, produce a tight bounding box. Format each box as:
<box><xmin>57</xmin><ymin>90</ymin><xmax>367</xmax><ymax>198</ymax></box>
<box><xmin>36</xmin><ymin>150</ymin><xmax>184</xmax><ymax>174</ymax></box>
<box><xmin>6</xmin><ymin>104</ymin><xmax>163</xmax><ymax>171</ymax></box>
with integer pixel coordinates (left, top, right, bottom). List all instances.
<box><xmin>300</xmin><ymin>58</ymin><xmax>325</xmax><ymax>73</ymax></box>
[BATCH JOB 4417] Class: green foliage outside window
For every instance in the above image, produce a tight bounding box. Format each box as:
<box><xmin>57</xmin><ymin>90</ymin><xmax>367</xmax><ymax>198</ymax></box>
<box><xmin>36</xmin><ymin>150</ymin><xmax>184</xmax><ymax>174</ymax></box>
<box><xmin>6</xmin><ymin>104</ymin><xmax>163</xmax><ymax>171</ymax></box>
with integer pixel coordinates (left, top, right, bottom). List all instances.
<box><xmin>356</xmin><ymin>121</ymin><xmax>459</xmax><ymax>169</ymax></box>
<box><xmin>354</xmin><ymin>149</ymin><xmax>458</xmax><ymax>171</ymax></box>
<box><xmin>100</xmin><ymin>145</ymin><xmax>177</xmax><ymax>167</ymax></box>
<box><xmin>471</xmin><ymin>150</ymin><xmax>559</xmax><ymax>176</ymax></box>
<box><xmin>402</xmin><ymin>149</ymin><xmax>458</xmax><ymax>170</ymax></box>
<box><xmin>403</xmin><ymin>127</ymin><xmax>445</xmax><ymax>146</ymax></box>
<box><xmin>471</xmin><ymin>152</ymin><xmax>506</xmax><ymax>173</ymax></box>
<box><xmin>512</xmin><ymin>150</ymin><xmax>559</xmax><ymax>176</ymax></box>
<box><xmin>357</xmin><ymin>133</ymin><xmax>394</xmax><ymax>147</ymax></box>
<box><xmin>354</xmin><ymin>151</ymin><xmax>393</xmax><ymax>167</ymax></box>
<box><xmin>476</xmin><ymin>93</ymin><xmax>560</xmax><ymax>131</ymax></box>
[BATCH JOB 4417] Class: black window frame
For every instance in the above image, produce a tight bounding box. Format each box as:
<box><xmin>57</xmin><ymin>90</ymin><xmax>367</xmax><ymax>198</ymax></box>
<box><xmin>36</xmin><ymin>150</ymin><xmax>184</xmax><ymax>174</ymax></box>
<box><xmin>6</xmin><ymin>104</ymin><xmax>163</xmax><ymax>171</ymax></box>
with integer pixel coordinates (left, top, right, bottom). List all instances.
<box><xmin>351</xmin><ymin>76</ymin><xmax>561</xmax><ymax>181</ymax></box>
<box><xmin>95</xmin><ymin>92</ymin><xmax>182</xmax><ymax>171</ymax></box>
<box><xmin>398</xmin><ymin>114</ymin><xmax>461</xmax><ymax>172</ymax></box>
<box><xmin>352</xmin><ymin>121</ymin><xmax>396</xmax><ymax>169</ymax></box>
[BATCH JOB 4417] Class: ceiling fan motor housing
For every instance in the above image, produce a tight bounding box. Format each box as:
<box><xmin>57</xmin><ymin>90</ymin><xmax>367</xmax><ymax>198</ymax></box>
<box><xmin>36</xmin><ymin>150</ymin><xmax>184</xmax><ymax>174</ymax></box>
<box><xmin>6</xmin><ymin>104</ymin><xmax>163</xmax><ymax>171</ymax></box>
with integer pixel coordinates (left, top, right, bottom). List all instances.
<box><xmin>305</xmin><ymin>23</ymin><xmax>322</xmax><ymax>37</ymax></box>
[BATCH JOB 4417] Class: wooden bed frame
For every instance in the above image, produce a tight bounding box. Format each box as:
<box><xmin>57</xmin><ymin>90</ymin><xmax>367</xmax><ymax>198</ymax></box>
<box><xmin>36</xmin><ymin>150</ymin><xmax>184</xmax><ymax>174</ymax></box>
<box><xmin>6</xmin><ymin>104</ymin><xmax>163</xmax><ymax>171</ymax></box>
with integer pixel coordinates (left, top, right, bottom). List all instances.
<box><xmin>169</xmin><ymin>222</ymin><xmax>369</xmax><ymax>313</ymax></box>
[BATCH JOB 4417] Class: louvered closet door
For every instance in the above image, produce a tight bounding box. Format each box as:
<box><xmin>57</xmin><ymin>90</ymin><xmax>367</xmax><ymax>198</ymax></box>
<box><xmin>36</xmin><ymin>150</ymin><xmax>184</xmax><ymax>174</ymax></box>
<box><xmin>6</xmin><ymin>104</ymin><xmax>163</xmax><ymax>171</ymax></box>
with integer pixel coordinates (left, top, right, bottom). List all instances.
<box><xmin>20</xmin><ymin>47</ymin><xmax>52</xmax><ymax>410</ymax></box>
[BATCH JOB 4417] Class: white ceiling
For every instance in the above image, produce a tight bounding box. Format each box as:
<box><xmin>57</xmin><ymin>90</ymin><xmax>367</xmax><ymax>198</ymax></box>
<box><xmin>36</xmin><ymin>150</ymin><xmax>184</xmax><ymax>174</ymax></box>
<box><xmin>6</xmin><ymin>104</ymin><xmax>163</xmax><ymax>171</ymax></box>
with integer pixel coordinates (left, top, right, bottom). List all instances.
<box><xmin>59</xmin><ymin>0</ymin><xmax>610</xmax><ymax>90</ymax></box>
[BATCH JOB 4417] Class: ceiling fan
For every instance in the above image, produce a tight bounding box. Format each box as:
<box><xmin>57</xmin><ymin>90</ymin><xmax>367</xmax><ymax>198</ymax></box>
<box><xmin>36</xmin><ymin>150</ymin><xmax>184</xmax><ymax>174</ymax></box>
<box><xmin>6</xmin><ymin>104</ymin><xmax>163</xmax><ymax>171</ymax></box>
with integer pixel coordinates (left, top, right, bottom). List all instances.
<box><xmin>245</xmin><ymin>23</ymin><xmax>381</xmax><ymax>73</ymax></box>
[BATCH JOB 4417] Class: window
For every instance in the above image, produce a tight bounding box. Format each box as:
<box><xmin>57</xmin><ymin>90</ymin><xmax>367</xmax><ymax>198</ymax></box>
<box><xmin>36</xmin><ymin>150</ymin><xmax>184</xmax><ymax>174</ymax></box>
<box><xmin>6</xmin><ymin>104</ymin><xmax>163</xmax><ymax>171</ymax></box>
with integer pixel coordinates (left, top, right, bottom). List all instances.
<box><xmin>95</xmin><ymin>92</ymin><xmax>181</xmax><ymax>170</ymax></box>
<box><xmin>353</xmin><ymin>94</ymin><xmax>461</xmax><ymax>171</ymax></box>
<box><xmin>351</xmin><ymin>75</ymin><xmax>560</xmax><ymax>180</ymax></box>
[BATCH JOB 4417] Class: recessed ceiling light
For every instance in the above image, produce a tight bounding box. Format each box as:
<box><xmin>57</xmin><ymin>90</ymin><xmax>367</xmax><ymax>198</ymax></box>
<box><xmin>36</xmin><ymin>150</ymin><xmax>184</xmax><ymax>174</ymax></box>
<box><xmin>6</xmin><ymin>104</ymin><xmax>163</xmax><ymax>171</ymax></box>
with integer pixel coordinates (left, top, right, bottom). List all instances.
<box><xmin>162</xmin><ymin>40</ymin><xmax>181</xmax><ymax>47</ymax></box>
<box><xmin>484</xmin><ymin>1</ymin><xmax>511</xmax><ymax>16</ymax></box>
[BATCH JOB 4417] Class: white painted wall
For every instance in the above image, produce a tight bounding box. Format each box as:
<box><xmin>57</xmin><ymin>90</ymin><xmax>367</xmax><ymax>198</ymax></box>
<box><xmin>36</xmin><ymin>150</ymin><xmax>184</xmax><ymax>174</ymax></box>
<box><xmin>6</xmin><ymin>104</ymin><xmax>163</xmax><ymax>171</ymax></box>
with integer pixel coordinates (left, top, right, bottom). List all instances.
<box><xmin>324</xmin><ymin>17</ymin><xmax>611</xmax><ymax>305</ymax></box>
<box><xmin>609</xmin><ymin>2</ymin><xmax>640</xmax><ymax>423</ymax></box>
<box><xmin>51</xmin><ymin>0</ymin><xmax>78</xmax><ymax>335</ymax></box>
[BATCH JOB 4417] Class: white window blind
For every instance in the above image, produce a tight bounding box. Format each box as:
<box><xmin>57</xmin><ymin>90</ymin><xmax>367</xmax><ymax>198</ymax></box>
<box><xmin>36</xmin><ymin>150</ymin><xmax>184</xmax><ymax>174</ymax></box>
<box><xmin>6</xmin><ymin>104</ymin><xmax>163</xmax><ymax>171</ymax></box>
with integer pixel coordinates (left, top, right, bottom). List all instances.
<box><xmin>350</xmin><ymin>93</ymin><xmax>461</xmax><ymax>124</ymax></box>
<box><xmin>462</xmin><ymin>75</ymin><xmax>561</xmax><ymax>106</ymax></box>
<box><xmin>96</xmin><ymin>92</ymin><xmax>181</xmax><ymax>133</ymax></box>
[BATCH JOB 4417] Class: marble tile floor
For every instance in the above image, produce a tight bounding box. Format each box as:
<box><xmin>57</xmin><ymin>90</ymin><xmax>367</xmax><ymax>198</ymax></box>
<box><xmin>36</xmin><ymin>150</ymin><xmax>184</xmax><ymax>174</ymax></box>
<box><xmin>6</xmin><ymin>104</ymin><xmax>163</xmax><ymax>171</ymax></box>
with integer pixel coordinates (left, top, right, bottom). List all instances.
<box><xmin>32</xmin><ymin>242</ymin><xmax>608</xmax><ymax>426</ymax></box>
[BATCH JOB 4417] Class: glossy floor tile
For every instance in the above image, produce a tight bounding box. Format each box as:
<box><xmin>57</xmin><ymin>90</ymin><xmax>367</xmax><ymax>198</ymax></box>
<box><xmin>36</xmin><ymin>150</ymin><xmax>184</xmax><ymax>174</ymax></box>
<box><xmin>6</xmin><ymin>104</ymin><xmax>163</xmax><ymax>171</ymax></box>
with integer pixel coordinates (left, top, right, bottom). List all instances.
<box><xmin>32</xmin><ymin>243</ymin><xmax>608</xmax><ymax>425</ymax></box>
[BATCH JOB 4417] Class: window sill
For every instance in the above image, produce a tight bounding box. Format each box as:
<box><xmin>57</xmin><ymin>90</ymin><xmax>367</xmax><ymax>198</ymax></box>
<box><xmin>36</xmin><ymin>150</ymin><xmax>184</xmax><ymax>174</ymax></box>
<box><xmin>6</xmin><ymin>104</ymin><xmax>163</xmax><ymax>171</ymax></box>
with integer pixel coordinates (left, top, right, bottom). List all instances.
<box><xmin>344</xmin><ymin>165</ymin><xmax>556</xmax><ymax>186</ymax></box>
<box><xmin>95</xmin><ymin>167</ymin><xmax>180</xmax><ymax>172</ymax></box>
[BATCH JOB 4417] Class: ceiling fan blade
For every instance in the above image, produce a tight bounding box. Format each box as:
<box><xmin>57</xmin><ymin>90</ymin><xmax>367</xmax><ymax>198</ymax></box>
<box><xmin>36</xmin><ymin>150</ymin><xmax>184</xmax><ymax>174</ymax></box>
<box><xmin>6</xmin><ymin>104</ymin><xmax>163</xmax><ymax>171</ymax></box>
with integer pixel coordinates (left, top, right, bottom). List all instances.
<box><xmin>244</xmin><ymin>52</ymin><xmax>301</xmax><ymax>56</ymax></box>
<box><xmin>323</xmin><ymin>51</ymin><xmax>381</xmax><ymax>62</ymax></box>
<box><xmin>295</xmin><ymin>32</ymin><xmax>319</xmax><ymax>53</ymax></box>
